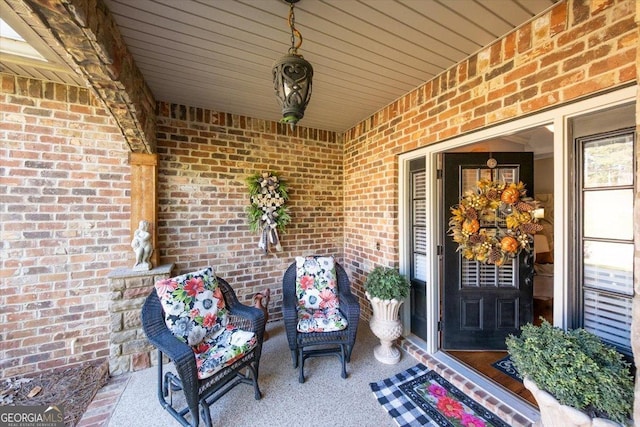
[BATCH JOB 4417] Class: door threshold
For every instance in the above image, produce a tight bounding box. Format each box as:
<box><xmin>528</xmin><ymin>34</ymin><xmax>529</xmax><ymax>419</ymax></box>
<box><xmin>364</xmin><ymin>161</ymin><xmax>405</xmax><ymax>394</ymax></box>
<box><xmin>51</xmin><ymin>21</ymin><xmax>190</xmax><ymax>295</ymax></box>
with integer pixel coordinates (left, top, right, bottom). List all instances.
<box><xmin>399</xmin><ymin>338</ymin><xmax>540</xmax><ymax>426</ymax></box>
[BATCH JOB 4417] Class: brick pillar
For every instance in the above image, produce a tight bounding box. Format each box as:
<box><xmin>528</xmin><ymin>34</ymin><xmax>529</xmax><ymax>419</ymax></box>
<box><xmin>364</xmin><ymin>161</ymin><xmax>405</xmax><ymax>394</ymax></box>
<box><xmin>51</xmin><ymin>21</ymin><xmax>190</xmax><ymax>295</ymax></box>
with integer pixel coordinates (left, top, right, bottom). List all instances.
<box><xmin>108</xmin><ymin>263</ymin><xmax>173</xmax><ymax>375</ymax></box>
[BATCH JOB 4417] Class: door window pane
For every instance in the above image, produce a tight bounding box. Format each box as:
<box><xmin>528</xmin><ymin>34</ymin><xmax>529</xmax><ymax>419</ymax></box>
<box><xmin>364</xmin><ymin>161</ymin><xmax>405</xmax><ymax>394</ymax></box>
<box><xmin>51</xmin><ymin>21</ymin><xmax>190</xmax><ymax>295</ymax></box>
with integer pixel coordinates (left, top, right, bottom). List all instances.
<box><xmin>414</xmin><ymin>225</ymin><xmax>426</xmax><ymax>252</ymax></box>
<box><xmin>461</xmin><ymin>168</ymin><xmax>492</xmax><ymax>193</ymax></box>
<box><xmin>414</xmin><ymin>253</ymin><xmax>427</xmax><ymax>282</ymax></box>
<box><xmin>583</xmin><ymin>189</ymin><xmax>633</xmax><ymax>240</ymax></box>
<box><xmin>413</xmin><ymin>170</ymin><xmax>425</xmax><ymax>197</ymax></box>
<box><xmin>461</xmin><ymin>167</ymin><xmax>518</xmax><ymax>193</ymax></box>
<box><xmin>583</xmin><ymin>134</ymin><xmax>633</xmax><ymax>187</ymax></box>
<box><xmin>584</xmin><ymin>241</ymin><xmax>633</xmax><ymax>296</ymax></box>
<box><xmin>461</xmin><ymin>259</ymin><xmax>516</xmax><ymax>288</ymax></box>
<box><xmin>496</xmin><ymin>167</ymin><xmax>517</xmax><ymax>184</ymax></box>
<box><xmin>413</xmin><ymin>199</ymin><xmax>426</xmax><ymax>225</ymax></box>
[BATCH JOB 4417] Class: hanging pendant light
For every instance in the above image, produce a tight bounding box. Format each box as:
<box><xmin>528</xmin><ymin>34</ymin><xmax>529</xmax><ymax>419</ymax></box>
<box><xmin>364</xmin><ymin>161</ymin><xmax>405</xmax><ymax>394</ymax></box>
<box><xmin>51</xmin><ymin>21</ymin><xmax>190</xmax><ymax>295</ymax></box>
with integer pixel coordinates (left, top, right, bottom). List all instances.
<box><xmin>272</xmin><ymin>0</ymin><xmax>313</xmax><ymax>130</ymax></box>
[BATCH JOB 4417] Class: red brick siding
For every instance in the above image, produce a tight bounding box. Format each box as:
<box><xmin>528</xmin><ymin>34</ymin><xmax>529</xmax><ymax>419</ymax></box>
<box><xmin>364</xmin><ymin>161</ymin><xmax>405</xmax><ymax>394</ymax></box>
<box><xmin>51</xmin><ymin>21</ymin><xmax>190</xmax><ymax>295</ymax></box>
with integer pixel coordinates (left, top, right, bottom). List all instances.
<box><xmin>342</xmin><ymin>0</ymin><xmax>637</xmax><ymax>311</ymax></box>
<box><xmin>0</xmin><ymin>74</ymin><xmax>131</xmax><ymax>378</ymax></box>
<box><xmin>154</xmin><ymin>102</ymin><xmax>343</xmax><ymax>314</ymax></box>
<box><xmin>0</xmin><ymin>76</ymin><xmax>344</xmax><ymax>378</ymax></box>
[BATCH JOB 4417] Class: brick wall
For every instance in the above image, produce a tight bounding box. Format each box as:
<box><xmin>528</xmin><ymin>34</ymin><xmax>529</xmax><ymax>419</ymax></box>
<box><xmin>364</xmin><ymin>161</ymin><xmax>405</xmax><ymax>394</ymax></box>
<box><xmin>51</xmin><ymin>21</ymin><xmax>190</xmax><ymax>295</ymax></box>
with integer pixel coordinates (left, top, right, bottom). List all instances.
<box><xmin>154</xmin><ymin>102</ymin><xmax>344</xmax><ymax>313</ymax></box>
<box><xmin>0</xmin><ymin>82</ymin><xmax>345</xmax><ymax>378</ymax></box>
<box><xmin>0</xmin><ymin>73</ymin><xmax>131</xmax><ymax>378</ymax></box>
<box><xmin>342</xmin><ymin>0</ymin><xmax>638</xmax><ymax>313</ymax></box>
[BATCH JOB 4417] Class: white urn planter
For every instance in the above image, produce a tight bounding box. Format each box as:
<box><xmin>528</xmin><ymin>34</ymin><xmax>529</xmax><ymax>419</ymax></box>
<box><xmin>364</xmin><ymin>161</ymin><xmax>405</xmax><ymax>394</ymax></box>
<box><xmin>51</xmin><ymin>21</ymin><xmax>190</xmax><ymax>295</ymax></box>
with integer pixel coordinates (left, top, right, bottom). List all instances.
<box><xmin>523</xmin><ymin>378</ymin><xmax>622</xmax><ymax>427</ymax></box>
<box><xmin>366</xmin><ymin>291</ymin><xmax>404</xmax><ymax>364</ymax></box>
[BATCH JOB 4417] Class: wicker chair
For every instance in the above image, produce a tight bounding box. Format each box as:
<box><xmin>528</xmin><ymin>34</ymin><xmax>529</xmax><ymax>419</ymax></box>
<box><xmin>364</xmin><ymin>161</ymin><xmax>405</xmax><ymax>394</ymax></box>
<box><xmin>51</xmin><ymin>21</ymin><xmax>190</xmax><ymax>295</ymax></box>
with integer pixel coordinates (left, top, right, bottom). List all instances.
<box><xmin>141</xmin><ymin>277</ymin><xmax>265</xmax><ymax>427</ymax></box>
<box><xmin>282</xmin><ymin>258</ymin><xmax>360</xmax><ymax>383</ymax></box>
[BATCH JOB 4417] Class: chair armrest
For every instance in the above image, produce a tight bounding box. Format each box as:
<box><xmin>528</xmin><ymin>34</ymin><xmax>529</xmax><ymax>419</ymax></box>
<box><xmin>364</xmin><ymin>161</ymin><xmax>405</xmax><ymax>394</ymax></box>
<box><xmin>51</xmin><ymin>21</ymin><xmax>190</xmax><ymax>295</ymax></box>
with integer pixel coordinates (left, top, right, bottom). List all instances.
<box><xmin>338</xmin><ymin>292</ymin><xmax>360</xmax><ymax>325</ymax></box>
<box><xmin>339</xmin><ymin>291</ymin><xmax>359</xmax><ymax>309</ymax></box>
<box><xmin>228</xmin><ymin>303</ymin><xmax>265</xmax><ymax>334</ymax></box>
<box><xmin>335</xmin><ymin>263</ymin><xmax>361</xmax><ymax>326</ymax></box>
<box><xmin>217</xmin><ymin>277</ymin><xmax>266</xmax><ymax>342</ymax></box>
<box><xmin>141</xmin><ymin>290</ymin><xmax>197</xmax><ymax>376</ymax></box>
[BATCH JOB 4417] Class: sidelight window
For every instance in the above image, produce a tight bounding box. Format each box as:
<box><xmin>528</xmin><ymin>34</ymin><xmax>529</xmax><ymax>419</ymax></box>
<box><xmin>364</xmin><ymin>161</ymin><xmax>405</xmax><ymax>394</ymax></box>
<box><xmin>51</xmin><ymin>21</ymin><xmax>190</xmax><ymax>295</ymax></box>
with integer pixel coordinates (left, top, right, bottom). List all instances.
<box><xmin>577</xmin><ymin>129</ymin><xmax>634</xmax><ymax>354</ymax></box>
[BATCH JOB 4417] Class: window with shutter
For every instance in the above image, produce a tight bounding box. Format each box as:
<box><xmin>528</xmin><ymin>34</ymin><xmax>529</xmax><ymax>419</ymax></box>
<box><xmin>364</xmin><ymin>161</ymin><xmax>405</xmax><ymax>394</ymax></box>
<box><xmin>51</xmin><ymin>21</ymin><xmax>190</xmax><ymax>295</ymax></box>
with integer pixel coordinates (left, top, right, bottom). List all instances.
<box><xmin>577</xmin><ymin>129</ymin><xmax>634</xmax><ymax>354</ymax></box>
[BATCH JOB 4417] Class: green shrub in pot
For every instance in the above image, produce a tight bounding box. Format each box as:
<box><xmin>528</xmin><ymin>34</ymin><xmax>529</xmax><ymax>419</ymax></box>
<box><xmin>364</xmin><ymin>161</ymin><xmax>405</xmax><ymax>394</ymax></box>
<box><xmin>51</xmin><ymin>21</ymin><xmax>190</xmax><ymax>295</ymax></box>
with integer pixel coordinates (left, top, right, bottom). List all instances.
<box><xmin>505</xmin><ymin>320</ymin><xmax>633</xmax><ymax>425</ymax></box>
<box><xmin>364</xmin><ymin>266</ymin><xmax>410</xmax><ymax>301</ymax></box>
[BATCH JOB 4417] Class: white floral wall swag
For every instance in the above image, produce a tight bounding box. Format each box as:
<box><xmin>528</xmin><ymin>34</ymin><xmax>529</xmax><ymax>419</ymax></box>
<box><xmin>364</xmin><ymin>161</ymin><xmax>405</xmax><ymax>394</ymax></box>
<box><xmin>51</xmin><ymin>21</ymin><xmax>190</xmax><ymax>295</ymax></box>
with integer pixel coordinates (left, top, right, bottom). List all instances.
<box><xmin>246</xmin><ymin>172</ymin><xmax>291</xmax><ymax>253</ymax></box>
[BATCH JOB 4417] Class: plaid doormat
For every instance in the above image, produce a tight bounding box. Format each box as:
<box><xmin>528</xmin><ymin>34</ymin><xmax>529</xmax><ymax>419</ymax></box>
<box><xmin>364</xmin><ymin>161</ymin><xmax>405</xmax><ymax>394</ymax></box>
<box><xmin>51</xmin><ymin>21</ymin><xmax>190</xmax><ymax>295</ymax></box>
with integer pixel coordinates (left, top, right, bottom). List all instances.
<box><xmin>370</xmin><ymin>364</ymin><xmax>510</xmax><ymax>427</ymax></box>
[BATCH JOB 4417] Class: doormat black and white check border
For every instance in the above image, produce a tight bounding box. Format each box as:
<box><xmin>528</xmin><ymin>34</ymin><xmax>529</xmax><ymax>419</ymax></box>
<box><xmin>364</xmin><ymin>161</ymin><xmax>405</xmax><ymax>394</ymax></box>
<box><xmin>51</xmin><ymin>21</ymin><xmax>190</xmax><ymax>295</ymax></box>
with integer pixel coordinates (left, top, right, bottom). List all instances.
<box><xmin>370</xmin><ymin>363</ymin><xmax>510</xmax><ymax>427</ymax></box>
<box><xmin>370</xmin><ymin>364</ymin><xmax>437</xmax><ymax>426</ymax></box>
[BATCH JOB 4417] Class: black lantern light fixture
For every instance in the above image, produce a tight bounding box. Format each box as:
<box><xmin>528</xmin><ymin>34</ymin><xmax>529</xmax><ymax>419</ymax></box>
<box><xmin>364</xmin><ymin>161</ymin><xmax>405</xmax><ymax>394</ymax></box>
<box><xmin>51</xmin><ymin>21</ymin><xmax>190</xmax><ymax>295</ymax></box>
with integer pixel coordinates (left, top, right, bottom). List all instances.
<box><xmin>272</xmin><ymin>0</ymin><xmax>313</xmax><ymax>130</ymax></box>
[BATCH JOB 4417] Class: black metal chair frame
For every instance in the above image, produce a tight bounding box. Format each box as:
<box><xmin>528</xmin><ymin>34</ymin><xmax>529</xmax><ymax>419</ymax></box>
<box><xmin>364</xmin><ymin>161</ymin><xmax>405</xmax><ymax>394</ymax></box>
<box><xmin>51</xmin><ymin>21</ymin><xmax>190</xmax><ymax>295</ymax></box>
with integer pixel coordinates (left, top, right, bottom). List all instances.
<box><xmin>141</xmin><ymin>277</ymin><xmax>265</xmax><ymax>427</ymax></box>
<box><xmin>282</xmin><ymin>260</ymin><xmax>360</xmax><ymax>383</ymax></box>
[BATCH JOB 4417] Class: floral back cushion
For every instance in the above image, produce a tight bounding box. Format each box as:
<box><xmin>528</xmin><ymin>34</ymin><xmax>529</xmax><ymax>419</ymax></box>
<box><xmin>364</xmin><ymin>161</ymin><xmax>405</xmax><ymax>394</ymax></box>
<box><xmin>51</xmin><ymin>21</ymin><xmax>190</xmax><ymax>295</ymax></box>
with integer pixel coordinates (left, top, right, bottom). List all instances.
<box><xmin>295</xmin><ymin>256</ymin><xmax>340</xmax><ymax>309</ymax></box>
<box><xmin>154</xmin><ymin>267</ymin><xmax>228</xmax><ymax>346</ymax></box>
<box><xmin>295</xmin><ymin>256</ymin><xmax>347</xmax><ymax>333</ymax></box>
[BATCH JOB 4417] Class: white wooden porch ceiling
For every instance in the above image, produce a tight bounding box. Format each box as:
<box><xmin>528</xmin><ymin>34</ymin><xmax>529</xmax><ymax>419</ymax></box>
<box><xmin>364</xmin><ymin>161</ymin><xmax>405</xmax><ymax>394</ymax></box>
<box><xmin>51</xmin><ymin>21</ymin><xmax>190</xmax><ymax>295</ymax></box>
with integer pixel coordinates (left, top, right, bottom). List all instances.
<box><xmin>99</xmin><ymin>0</ymin><xmax>557</xmax><ymax>133</ymax></box>
<box><xmin>1</xmin><ymin>0</ymin><xmax>558</xmax><ymax>134</ymax></box>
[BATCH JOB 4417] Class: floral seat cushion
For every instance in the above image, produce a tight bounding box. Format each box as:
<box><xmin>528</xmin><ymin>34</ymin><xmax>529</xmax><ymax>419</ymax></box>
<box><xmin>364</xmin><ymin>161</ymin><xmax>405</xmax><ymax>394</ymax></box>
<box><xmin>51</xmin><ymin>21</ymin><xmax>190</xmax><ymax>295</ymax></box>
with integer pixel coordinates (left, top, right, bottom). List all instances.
<box><xmin>155</xmin><ymin>267</ymin><xmax>257</xmax><ymax>380</ymax></box>
<box><xmin>193</xmin><ymin>325</ymin><xmax>257</xmax><ymax>380</ymax></box>
<box><xmin>295</xmin><ymin>256</ymin><xmax>348</xmax><ymax>333</ymax></box>
<box><xmin>155</xmin><ymin>267</ymin><xmax>228</xmax><ymax>346</ymax></box>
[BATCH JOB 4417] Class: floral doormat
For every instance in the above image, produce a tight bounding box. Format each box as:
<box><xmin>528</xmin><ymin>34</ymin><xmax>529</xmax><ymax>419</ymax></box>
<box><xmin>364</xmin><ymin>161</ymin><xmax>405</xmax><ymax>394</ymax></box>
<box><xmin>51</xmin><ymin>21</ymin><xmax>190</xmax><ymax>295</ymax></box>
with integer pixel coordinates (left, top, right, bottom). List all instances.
<box><xmin>370</xmin><ymin>364</ymin><xmax>510</xmax><ymax>427</ymax></box>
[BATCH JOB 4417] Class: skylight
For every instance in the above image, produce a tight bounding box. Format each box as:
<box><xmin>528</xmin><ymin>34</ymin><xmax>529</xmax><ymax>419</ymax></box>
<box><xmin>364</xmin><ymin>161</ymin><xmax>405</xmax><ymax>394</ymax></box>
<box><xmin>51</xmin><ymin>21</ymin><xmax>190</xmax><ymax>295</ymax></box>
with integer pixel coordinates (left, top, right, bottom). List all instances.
<box><xmin>0</xmin><ymin>18</ymin><xmax>47</xmax><ymax>61</ymax></box>
<box><xmin>1</xmin><ymin>17</ymin><xmax>22</xmax><ymax>39</ymax></box>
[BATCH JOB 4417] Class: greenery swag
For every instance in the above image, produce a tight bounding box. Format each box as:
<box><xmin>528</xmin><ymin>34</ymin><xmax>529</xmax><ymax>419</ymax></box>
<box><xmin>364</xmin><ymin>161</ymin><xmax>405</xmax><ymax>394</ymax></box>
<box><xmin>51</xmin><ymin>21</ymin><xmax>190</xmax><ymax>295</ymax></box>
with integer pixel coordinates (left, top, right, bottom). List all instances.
<box><xmin>246</xmin><ymin>172</ymin><xmax>290</xmax><ymax>253</ymax></box>
<box><xmin>449</xmin><ymin>179</ymin><xmax>542</xmax><ymax>266</ymax></box>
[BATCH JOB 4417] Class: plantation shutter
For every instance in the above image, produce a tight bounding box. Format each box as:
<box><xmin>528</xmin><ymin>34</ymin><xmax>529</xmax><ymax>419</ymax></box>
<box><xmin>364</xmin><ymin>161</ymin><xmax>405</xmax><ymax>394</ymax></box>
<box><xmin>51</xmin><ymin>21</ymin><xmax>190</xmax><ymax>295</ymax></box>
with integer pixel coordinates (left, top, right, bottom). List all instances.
<box><xmin>412</xmin><ymin>168</ymin><xmax>427</xmax><ymax>282</ymax></box>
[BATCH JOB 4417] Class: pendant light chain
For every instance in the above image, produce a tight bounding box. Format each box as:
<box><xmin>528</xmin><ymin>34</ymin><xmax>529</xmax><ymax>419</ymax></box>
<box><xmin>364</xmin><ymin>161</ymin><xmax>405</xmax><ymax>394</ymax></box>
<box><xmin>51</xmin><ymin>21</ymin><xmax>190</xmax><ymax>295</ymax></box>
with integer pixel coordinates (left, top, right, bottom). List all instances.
<box><xmin>288</xmin><ymin>2</ymin><xmax>302</xmax><ymax>54</ymax></box>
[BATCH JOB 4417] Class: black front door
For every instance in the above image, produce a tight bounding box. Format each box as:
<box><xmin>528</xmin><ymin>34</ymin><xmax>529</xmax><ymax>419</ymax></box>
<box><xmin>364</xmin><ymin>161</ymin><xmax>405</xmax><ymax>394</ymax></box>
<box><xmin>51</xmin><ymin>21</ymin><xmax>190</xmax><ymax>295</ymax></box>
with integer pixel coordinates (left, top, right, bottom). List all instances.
<box><xmin>441</xmin><ymin>152</ymin><xmax>534</xmax><ymax>350</ymax></box>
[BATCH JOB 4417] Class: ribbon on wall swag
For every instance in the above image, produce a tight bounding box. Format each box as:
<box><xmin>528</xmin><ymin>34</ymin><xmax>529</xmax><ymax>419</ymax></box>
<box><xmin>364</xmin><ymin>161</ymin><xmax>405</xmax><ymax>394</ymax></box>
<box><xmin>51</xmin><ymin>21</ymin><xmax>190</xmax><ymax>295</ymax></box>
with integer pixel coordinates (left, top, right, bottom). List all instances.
<box><xmin>246</xmin><ymin>172</ymin><xmax>291</xmax><ymax>253</ymax></box>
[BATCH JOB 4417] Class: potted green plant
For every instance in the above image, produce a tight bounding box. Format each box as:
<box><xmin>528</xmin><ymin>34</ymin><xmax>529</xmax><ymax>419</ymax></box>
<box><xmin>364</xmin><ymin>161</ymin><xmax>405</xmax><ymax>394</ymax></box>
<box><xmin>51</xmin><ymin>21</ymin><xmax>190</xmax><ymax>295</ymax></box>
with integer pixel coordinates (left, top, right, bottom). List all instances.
<box><xmin>364</xmin><ymin>266</ymin><xmax>411</xmax><ymax>364</ymax></box>
<box><xmin>506</xmin><ymin>320</ymin><xmax>633</xmax><ymax>427</ymax></box>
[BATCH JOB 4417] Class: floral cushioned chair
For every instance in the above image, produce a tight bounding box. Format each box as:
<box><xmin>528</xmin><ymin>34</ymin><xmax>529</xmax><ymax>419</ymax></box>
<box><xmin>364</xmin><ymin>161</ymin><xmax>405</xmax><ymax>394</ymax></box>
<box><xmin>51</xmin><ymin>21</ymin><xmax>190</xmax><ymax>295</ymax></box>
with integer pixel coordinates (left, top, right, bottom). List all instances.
<box><xmin>282</xmin><ymin>256</ymin><xmax>360</xmax><ymax>383</ymax></box>
<box><xmin>141</xmin><ymin>267</ymin><xmax>265</xmax><ymax>427</ymax></box>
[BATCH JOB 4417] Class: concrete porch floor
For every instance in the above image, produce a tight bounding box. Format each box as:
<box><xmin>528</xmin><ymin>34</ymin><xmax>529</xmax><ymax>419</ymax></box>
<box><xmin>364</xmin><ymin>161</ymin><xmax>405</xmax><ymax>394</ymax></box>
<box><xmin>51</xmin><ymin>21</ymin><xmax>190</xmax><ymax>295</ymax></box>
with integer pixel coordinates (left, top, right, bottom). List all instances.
<box><xmin>77</xmin><ymin>320</ymin><xmax>538</xmax><ymax>426</ymax></box>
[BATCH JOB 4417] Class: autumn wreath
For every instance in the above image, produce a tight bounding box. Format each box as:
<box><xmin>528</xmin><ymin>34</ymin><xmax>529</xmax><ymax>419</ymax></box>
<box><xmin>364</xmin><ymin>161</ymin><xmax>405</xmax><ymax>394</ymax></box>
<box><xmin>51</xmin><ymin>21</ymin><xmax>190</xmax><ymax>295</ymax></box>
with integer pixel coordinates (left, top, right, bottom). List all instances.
<box><xmin>246</xmin><ymin>172</ymin><xmax>291</xmax><ymax>253</ymax></box>
<box><xmin>449</xmin><ymin>179</ymin><xmax>542</xmax><ymax>266</ymax></box>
